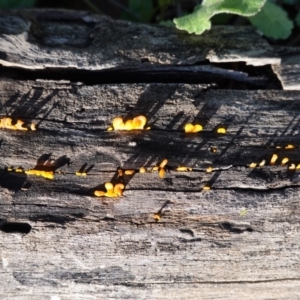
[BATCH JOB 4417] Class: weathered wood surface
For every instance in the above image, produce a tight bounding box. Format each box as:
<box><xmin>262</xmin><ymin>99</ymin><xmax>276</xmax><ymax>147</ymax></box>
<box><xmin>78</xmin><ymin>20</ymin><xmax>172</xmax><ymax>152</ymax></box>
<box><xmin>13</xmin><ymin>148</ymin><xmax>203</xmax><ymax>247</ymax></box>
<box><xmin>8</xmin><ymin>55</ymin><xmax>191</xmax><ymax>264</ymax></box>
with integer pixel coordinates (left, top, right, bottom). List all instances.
<box><xmin>272</xmin><ymin>46</ymin><xmax>300</xmax><ymax>90</ymax></box>
<box><xmin>1</xmin><ymin>9</ymin><xmax>300</xmax><ymax>300</ymax></box>
<box><xmin>0</xmin><ymin>9</ymin><xmax>279</xmax><ymax>69</ymax></box>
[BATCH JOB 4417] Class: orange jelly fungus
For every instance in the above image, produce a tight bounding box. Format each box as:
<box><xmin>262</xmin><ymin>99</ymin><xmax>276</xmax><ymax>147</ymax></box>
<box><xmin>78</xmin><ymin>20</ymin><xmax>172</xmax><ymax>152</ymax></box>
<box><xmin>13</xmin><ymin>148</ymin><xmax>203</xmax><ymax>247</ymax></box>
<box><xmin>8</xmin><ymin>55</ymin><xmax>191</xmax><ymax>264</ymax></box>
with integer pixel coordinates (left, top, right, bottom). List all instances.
<box><xmin>25</xmin><ymin>169</ymin><xmax>54</xmax><ymax>179</ymax></box>
<box><xmin>288</xmin><ymin>164</ymin><xmax>296</xmax><ymax>170</ymax></box>
<box><xmin>270</xmin><ymin>154</ymin><xmax>278</xmax><ymax>165</ymax></box>
<box><xmin>259</xmin><ymin>160</ymin><xmax>266</xmax><ymax>167</ymax></box>
<box><xmin>184</xmin><ymin>123</ymin><xmax>203</xmax><ymax>133</ymax></box>
<box><xmin>285</xmin><ymin>144</ymin><xmax>295</xmax><ymax>149</ymax></box>
<box><xmin>202</xmin><ymin>185</ymin><xmax>211</xmax><ymax>190</ymax></box>
<box><xmin>109</xmin><ymin>115</ymin><xmax>148</xmax><ymax>131</ymax></box>
<box><xmin>217</xmin><ymin>127</ymin><xmax>227</xmax><ymax>134</ymax></box>
<box><xmin>211</xmin><ymin>146</ymin><xmax>217</xmax><ymax>153</ymax></box>
<box><xmin>0</xmin><ymin>117</ymin><xmax>36</xmax><ymax>131</ymax></box>
<box><xmin>206</xmin><ymin>167</ymin><xmax>213</xmax><ymax>173</ymax></box>
<box><xmin>249</xmin><ymin>163</ymin><xmax>257</xmax><ymax>168</ymax></box>
<box><xmin>0</xmin><ymin>117</ymin><xmax>27</xmax><ymax>131</ymax></box>
<box><xmin>158</xmin><ymin>159</ymin><xmax>168</xmax><ymax>178</ymax></box>
<box><xmin>153</xmin><ymin>213</ymin><xmax>161</xmax><ymax>221</ymax></box>
<box><xmin>281</xmin><ymin>157</ymin><xmax>289</xmax><ymax>166</ymax></box>
<box><xmin>176</xmin><ymin>166</ymin><xmax>192</xmax><ymax>172</ymax></box>
<box><xmin>125</xmin><ymin>170</ymin><xmax>135</xmax><ymax>175</ymax></box>
<box><xmin>94</xmin><ymin>182</ymin><xmax>125</xmax><ymax>198</ymax></box>
<box><xmin>139</xmin><ymin>167</ymin><xmax>146</xmax><ymax>173</ymax></box>
<box><xmin>75</xmin><ymin>171</ymin><xmax>87</xmax><ymax>177</ymax></box>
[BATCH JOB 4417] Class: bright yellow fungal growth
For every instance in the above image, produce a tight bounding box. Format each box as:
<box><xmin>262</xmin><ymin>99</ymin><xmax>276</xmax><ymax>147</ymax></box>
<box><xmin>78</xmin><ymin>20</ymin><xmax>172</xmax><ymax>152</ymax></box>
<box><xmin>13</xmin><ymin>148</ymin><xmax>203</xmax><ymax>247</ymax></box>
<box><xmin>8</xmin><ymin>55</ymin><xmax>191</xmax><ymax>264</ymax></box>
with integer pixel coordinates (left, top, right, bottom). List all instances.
<box><xmin>259</xmin><ymin>160</ymin><xmax>266</xmax><ymax>167</ymax></box>
<box><xmin>25</xmin><ymin>169</ymin><xmax>54</xmax><ymax>179</ymax></box>
<box><xmin>184</xmin><ymin>123</ymin><xmax>203</xmax><ymax>133</ymax></box>
<box><xmin>0</xmin><ymin>117</ymin><xmax>36</xmax><ymax>131</ymax></box>
<box><xmin>159</xmin><ymin>159</ymin><xmax>168</xmax><ymax>169</ymax></box>
<box><xmin>202</xmin><ymin>185</ymin><xmax>211</xmax><ymax>190</ymax></box>
<box><xmin>159</xmin><ymin>168</ymin><xmax>165</xmax><ymax>179</ymax></box>
<box><xmin>125</xmin><ymin>170</ymin><xmax>135</xmax><ymax>175</ymax></box>
<box><xmin>0</xmin><ymin>117</ymin><xmax>27</xmax><ymax>130</ymax></box>
<box><xmin>211</xmin><ymin>146</ymin><xmax>217</xmax><ymax>153</ymax></box>
<box><xmin>109</xmin><ymin>115</ymin><xmax>148</xmax><ymax>131</ymax></box>
<box><xmin>75</xmin><ymin>171</ymin><xmax>87</xmax><ymax>177</ymax></box>
<box><xmin>176</xmin><ymin>166</ymin><xmax>192</xmax><ymax>172</ymax></box>
<box><xmin>217</xmin><ymin>127</ymin><xmax>226</xmax><ymax>134</ymax></box>
<box><xmin>249</xmin><ymin>163</ymin><xmax>257</xmax><ymax>168</ymax></box>
<box><xmin>139</xmin><ymin>167</ymin><xmax>146</xmax><ymax>173</ymax></box>
<box><xmin>30</xmin><ymin>123</ymin><xmax>37</xmax><ymax>131</ymax></box>
<box><xmin>206</xmin><ymin>167</ymin><xmax>213</xmax><ymax>173</ymax></box>
<box><xmin>152</xmin><ymin>166</ymin><xmax>159</xmax><ymax>172</ymax></box>
<box><xmin>270</xmin><ymin>154</ymin><xmax>278</xmax><ymax>165</ymax></box>
<box><xmin>285</xmin><ymin>144</ymin><xmax>295</xmax><ymax>149</ymax></box>
<box><xmin>288</xmin><ymin>164</ymin><xmax>296</xmax><ymax>170</ymax></box>
<box><xmin>94</xmin><ymin>182</ymin><xmax>125</xmax><ymax>198</ymax></box>
<box><xmin>296</xmin><ymin>164</ymin><xmax>300</xmax><ymax>169</ymax></box>
<box><xmin>7</xmin><ymin>167</ymin><xmax>13</xmax><ymax>171</ymax></box>
<box><xmin>15</xmin><ymin>167</ymin><xmax>24</xmax><ymax>172</ymax></box>
<box><xmin>281</xmin><ymin>157</ymin><xmax>289</xmax><ymax>166</ymax></box>
<box><xmin>153</xmin><ymin>213</ymin><xmax>161</xmax><ymax>221</ymax></box>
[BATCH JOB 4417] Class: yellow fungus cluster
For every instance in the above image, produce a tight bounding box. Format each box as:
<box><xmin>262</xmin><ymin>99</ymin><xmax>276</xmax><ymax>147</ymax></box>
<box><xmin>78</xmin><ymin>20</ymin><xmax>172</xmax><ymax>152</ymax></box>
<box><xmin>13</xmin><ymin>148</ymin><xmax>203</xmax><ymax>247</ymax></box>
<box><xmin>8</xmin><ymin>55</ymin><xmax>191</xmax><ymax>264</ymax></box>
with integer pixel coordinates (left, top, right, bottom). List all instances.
<box><xmin>25</xmin><ymin>169</ymin><xmax>54</xmax><ymax>179</ymax></box>
<box><xmin>94</xmin><ymin>182</ymin><xmax>124</xmax><ymax>198</ymax></box>
<box><xmin>107</xmin><ymin>115</ymin><xmax>149</xmax><ymax>131</ymax></box>
<box><xmin>175</xmin><ymin>166</ymin><xmax>192</xmax><ymax>172</ymax></box>
<box><xmin>152</xmin><ymin>159</ymin><xmax>168</xmax><ymax>178</ymax></box>
<box><xmin>184</xmin><ymin>123</ymin><xmax>202</xmax><ymax>133</ymax></box>
<box><xmin>153</xmin><ymin>213</ymin><xmax>161</xmax><ymax>221</ymax></box>
<box><xmin>0</xmin><ymin>117</ymin><xmax>36</xmax><ymax>131</ymax></box>
<box><xmin>75</xmin><ymin>171</ymin><xmax>87</xmax><ymax>177</ymax></box>
<box><xmin>217</xmin><ymin>127</ymin><xmax>227</xmax><ymax>134</ymax></box>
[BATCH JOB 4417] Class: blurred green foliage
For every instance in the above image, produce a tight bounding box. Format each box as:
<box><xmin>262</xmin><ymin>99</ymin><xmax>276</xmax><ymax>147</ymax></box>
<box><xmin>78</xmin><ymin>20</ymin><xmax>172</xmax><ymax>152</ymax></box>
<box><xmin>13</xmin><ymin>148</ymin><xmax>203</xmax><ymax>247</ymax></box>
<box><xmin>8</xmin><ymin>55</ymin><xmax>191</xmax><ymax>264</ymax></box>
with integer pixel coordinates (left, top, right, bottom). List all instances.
<box><xmin>0</xmin><ymin>0</ymin><xmax>35</xmax><ymax>9</ymax></box>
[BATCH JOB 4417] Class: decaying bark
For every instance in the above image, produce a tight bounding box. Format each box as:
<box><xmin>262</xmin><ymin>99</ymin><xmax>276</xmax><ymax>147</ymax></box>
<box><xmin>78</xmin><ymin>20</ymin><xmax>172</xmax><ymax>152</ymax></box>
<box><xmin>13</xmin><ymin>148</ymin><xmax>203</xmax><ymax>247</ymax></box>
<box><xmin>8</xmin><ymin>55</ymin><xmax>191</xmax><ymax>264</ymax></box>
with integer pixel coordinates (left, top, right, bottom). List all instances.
<box><xmin>0</xmin><ymin>9</ymin><xmax>300</xmax><ymax>300</ymax></box>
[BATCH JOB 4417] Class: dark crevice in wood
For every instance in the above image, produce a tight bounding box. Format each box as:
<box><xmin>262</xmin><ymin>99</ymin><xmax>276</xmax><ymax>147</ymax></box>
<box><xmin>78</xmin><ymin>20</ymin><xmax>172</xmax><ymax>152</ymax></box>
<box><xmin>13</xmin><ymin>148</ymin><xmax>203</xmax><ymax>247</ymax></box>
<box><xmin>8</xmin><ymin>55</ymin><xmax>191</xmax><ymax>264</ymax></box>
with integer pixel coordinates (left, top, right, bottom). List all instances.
<box><xmin>0</xmin><ymin>221</ymin><xmax>32</xmax><ymax>234</ymax></box>
<box><xmin>0</xmin><ymin>63</ymin><xmax>281</xmax><ymax>90</ymax></box>
<box><xmin>218</xmin><ymin>221</ymin><xmax>254</xmax><ymax>234</ymax></box>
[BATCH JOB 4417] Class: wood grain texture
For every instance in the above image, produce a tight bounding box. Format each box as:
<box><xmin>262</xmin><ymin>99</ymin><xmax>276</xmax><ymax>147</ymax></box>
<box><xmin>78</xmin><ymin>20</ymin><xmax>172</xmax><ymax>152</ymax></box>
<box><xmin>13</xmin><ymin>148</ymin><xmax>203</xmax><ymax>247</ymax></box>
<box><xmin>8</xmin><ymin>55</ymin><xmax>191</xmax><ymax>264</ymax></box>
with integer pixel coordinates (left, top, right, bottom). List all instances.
<box><xmin>0</xmin><ymin>10</ymin><xmax>279</xmax><ymax>70</ymax></box>
<box><xmin>0</xmin><ymin>10</ymin><xmax>300</xmax><ymax>299</ymax></box>
<box><xmin>272</xmin><ymin>47</ymin><xmax>300</xmax><ymax>90</ymax></box>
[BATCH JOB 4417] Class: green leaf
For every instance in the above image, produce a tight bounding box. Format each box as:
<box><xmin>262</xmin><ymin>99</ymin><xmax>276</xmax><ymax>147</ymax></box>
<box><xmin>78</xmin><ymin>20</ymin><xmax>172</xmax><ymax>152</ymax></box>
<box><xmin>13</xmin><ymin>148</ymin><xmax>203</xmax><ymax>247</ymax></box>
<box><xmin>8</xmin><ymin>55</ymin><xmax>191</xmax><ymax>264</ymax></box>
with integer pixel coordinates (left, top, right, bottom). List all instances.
<box><xmin>295</xmin><ymin>12</ymin><xmax>300</xmax><ymax>28</ymax></box>
<box><xmin>0</xmin><ymin>0</ymin><xmax>35</xmax><ymax>9</ymax></box>
<box><xmin>174</xmin><ymin>0</ymin><xmax>266</xmax><ymax>35</ymax></box>
<box><xmin>122</xmin><ymin>0</ymin><xmax>155</xmax><ymax>22</ymax></box>
<box><xmin>249</xmin><ymin>2</ymin><xmax>293</xmax><ymax>39</ymax></box>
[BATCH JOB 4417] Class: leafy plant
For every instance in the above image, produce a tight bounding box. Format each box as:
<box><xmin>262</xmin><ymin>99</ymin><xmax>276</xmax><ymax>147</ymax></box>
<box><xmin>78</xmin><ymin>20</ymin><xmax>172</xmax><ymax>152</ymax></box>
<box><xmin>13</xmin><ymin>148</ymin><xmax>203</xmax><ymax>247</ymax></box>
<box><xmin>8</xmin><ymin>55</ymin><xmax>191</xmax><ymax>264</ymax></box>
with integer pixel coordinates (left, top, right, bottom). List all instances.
<box><xmin>173</xmin><ymin>0</ymin><xmax>267</xmax><ymax>35</ymax></box>
<box><xmin>173</xmin><ymin>0</ymin><xmax>295</xmax><ymax>40</ymax></box>
<box><xmin>249</xmin><ymin>1</ymin><xmax>293</xmax><ymax>39</ymax></box>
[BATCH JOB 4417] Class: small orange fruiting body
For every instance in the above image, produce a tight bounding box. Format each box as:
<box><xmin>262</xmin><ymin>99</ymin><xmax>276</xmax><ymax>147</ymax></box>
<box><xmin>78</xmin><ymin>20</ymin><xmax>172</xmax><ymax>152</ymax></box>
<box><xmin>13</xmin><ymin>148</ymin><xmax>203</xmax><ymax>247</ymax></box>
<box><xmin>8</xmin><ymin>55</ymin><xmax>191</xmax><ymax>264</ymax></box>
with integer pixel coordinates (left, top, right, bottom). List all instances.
<box><xmin>109</xmin><ymin>115</ymin><xmax>148</xmax><ymax>131</ymax></box>
<box><xmin>217</xmin><ymin>127</ymin><xmax>226</xmax><ymax>134</ymax></box>
<box><xmin>153</xmin><ymin>213</ymin><xmax>161</xmax><ymax>221</ymax></box>
<box><xmin>270</xmin><ymin>154</ymin><xmax>278</xmax><ymax>165</ymax></box>
<box><xmin>139</xmin><ymin>167</ymin><xmax>146</xmax><ymax>173</ymax></box>
<box><xmin>176</xmin><ymin>166</ymin><xmax>192</xmax><ymax>172</ymax></box>
<box><xmin>281</xmin><ymin>157</ymin><xmax>289</xmax><ymax>166</ymax></box>
<box><xmin>125</xmin><ymin>170</ymin><xmax>135</xmax><ymax>175</ymax></box>
<box><xmin>94</xmin><ymin>182</ymin><xmax>125</xmax><ymax>198</ymax></box>
<box><xmin>206</xmin><ymin>167</ymin><xmax>213</xmax><ymax>173</ymax></box>
<box><xmin>285</xmin><ymin>144</ymin><xmax>295</xmax><ymax>149</ymax></box>
<box><xmin>25</xmin><ymin>169</ymin><xmax>54</xmax><ymax>179</ymax></box>
<box><xmin>184</xmin><ymin>123</ymin><xmax>203</xmax><ymax>133</ymax></box>
<box><xmin>249</xmin><ymin>163</ymin><xmax>257</xmax><ymax>168</ymax></box>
